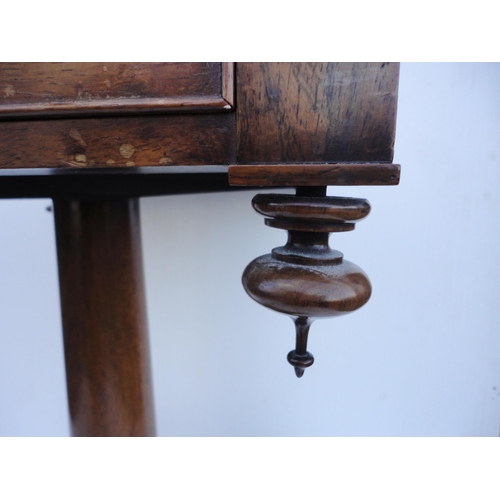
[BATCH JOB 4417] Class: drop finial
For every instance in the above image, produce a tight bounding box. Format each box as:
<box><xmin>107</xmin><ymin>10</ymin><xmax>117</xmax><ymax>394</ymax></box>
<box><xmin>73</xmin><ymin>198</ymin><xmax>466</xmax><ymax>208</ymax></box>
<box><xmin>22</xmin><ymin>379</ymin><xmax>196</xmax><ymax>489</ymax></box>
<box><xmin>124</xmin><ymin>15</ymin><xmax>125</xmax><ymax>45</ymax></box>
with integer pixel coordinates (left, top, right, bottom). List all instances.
<box><xmin>241</xmin><ymin>190</ymin><xmax>372</xmax><ymax>377</ymax></box>
<box><xmin>286</xmin><ymin>317</ymin><xmax>315</xmax><ymax>377</ymax></box>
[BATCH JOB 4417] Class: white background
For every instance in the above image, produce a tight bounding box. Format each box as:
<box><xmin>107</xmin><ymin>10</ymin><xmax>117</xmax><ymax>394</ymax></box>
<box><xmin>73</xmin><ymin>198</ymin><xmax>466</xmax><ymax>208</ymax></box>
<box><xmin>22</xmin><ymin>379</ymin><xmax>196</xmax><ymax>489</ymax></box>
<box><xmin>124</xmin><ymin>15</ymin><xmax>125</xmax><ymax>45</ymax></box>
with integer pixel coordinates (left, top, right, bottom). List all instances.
<box><xmin>0</xmin><ymin>63</ymin><xmax>499</xmax><ymax>436</ymax></box>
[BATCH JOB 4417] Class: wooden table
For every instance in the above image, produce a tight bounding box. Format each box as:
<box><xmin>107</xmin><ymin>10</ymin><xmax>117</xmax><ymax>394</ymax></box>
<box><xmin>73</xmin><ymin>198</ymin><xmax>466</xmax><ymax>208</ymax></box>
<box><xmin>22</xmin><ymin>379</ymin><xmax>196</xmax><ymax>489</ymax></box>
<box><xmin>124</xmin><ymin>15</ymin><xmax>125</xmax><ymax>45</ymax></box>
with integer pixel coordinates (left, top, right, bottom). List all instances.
<box><xmin>0</xmin><ymin>63</ymin><xmax>400</xmax><ymax>436</ymax></box>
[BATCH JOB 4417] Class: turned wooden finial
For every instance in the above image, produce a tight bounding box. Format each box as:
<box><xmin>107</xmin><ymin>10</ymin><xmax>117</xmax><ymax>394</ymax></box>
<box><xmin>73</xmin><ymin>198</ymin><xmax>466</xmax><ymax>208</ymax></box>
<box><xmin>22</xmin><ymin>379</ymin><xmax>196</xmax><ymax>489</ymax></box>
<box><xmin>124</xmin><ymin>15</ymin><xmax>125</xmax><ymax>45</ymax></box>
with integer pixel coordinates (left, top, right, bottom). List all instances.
<box><xmin>242</xmin><ymin>187</ymin><xmax>372</xmax><ymax>377</ymax></box>
<box><xmin>231</xmin><ymin>63</ymin><xmax>400</xmax><ymax>378</ymax></box>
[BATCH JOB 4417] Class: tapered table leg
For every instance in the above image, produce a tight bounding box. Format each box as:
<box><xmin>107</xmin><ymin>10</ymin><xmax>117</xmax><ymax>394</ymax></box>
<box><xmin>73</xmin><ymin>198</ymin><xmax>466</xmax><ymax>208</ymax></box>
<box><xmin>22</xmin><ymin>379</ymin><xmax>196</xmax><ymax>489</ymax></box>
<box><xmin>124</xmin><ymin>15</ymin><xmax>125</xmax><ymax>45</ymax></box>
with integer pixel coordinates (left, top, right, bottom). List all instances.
<box><xmin>53</xmin><ymin>198</ymin><xmax>155</xmax><ymax>437</ymax></box>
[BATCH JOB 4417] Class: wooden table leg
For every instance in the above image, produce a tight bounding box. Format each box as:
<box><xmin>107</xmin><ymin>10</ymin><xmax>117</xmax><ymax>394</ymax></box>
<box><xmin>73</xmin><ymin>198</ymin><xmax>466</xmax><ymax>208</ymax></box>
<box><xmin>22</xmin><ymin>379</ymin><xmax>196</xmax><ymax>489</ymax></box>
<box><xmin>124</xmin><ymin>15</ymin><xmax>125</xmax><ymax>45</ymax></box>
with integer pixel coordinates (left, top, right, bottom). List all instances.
<box><xmin>53</xmin><ymin>198</ymin><xmax>155</xmax><ymax>437</ymax></box>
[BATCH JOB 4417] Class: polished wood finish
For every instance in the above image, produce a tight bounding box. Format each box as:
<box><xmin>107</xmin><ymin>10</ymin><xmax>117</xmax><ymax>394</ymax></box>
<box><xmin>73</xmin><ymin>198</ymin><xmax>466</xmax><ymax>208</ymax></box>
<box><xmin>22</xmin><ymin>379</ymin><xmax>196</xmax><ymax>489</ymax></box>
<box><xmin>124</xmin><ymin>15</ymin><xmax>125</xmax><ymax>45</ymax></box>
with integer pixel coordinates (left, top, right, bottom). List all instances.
<box><xmin>236</xmin><ymin>62</ymin><xmax>399</xmax><ymax>164</ymax></box>
<box><xmin>228</xmin><ymin>163</ymin><xmax>400</xmax><ymax>186</ymax></box>
<box><xmin>54</xmin><ymin>199</ymin><xmax>155</xmax><ymax>436</ymax></box>
<box><xmin>287</xmin><ymin>317</ymin><xmax>315</xmax><ymax>378</ymax></box>
<box><xmin>252</xmin><ymin>193</ymin><xmax>370</xmax><ymax>222</ymax></box>
<box><xmin>0</xmin><ymin>62</ymin><xmax>401</xmax><ymax>431</ymax></box>
<box><xmin>0</xmin><ymin>113</ymin><xmax>235</xmax><ymax>168</ymax></box>
<box><xmin>0</xmin><ymin>95</ymin><xmax>230</xmax><ymax>118</ymax></box>
<box><xmin>243</xmin><ymin>243</ymin><xmax>371</xmax><ymax>316</ymax></box>
<box><xmin>0</xmin><ymin>63</ymin><xmax>234</xmax><ymax>118</ymax></box>
<box><xmin>242</xmin><ymin>191</ymin><xmax>373</xmax><ymax>377</ymax></box>
<box><xmin>265</xmin><ymin>218</ymin><xmax>355</xmax><ymax>233</ymax></box>
<box><xmin>0</xmin><ymin>63</ymin><xmax>400</xmax><ymax>190</ymax></box>
<box><xmin>237</xmin><ymin>63</ymin><xmax>400</xmax><ymax>376</ymax></box>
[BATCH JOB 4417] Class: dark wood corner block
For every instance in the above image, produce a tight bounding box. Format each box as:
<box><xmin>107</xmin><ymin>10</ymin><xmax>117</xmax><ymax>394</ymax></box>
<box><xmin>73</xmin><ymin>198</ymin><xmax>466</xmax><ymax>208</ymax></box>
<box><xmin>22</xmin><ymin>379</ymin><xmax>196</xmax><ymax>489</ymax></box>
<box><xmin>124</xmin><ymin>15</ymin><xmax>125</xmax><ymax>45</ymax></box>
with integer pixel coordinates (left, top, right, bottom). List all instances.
<box><xmin>228</xmin><ymin>163</ymin><xmax>401</xmax><ymax>187</ymax></box>
<box><xmin>236</xmin><ymin>62</ymin><xmax>399</xmax><ymax>164</ymax></box>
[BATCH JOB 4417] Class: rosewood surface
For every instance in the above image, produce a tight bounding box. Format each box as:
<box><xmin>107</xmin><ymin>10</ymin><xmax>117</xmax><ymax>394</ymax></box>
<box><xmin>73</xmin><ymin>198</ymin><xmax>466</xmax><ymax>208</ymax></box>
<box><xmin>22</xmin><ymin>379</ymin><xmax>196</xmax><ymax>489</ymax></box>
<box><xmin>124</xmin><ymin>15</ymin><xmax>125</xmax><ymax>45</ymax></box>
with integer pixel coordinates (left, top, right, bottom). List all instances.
<box><xmin>228</xmin><ymin>163</ymin><xmax>400</xmax><ymax>186</ymax></box>
<box><xmin>0</xmin><ymin>113</ymin><xmax>236</xmax><ymax>169</ymax></box>
<box><xmin>0</xmin><ymin>62</ymin><xmax>402</xmax><ymax>431</ymax></box>
<box><xmin>0</xmin><ymin>62</ymin><xmax>234</xmax><ymax>118</ymax></box>
<box><xmin>236</xmin><ymin>62</ymin><xmax>399</xmax><ymax>164</ymax></box>
<box><xmin>242</xmin><ymin>191</ymin><xmax>373</xmax><ymax>377</ymax></box>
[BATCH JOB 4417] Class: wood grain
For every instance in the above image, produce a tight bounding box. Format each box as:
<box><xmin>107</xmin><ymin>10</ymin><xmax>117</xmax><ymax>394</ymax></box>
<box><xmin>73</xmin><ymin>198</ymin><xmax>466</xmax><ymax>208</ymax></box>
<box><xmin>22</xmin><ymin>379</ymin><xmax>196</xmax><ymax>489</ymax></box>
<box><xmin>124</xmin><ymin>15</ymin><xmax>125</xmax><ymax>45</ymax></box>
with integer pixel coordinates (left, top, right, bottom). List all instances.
<box><xmin>54</xmin><ymin>198</ymin><xmax>155</xmax><ymax>436</ymax></box>
<box><xmin>0</xmin><ymin>63</ymin><xmax>231</xmax><ymax>118</ymax></box>
<box><xmin>243</xmin><ymin>254</ymin><xmax>371</xmax><ymax>317</ymax></box>
<box><xmin>0</xmin><ymin>113</ymin><xmax>236</xmax><ymax>168</ymax></box>
<box><xmin>228</xmin><ymin>163</ymin><xmax>400</xmax><ymax>186</ymax></box>
<box><xmin>242</xmin><ymin>189</ymin><xmax>374</xmax><ymax>377</ymax></box>
<box><xmin>236</xmin><ymin>62</ymin><xmax>399</xmax><ymax>164</ymax></box>
<box><xmin>251</xmin><ymin>193</ymin><xmax>371</xmax><ymax>222</ymax></box>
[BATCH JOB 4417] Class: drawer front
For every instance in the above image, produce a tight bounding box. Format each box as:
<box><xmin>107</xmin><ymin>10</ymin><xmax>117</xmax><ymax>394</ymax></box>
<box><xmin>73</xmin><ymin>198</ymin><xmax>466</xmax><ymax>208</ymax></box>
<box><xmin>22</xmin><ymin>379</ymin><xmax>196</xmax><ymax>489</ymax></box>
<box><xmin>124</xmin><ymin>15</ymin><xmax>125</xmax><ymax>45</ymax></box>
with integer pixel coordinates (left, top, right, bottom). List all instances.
<box><xmin>0</xmin><ymin>113</ymin><xmax>235</xmax><ymax>168</ymax></box>
<box><xmin>0</xmin><ymin>63</ymin><xmax>234</xmax><ymax>118</ymax></box>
